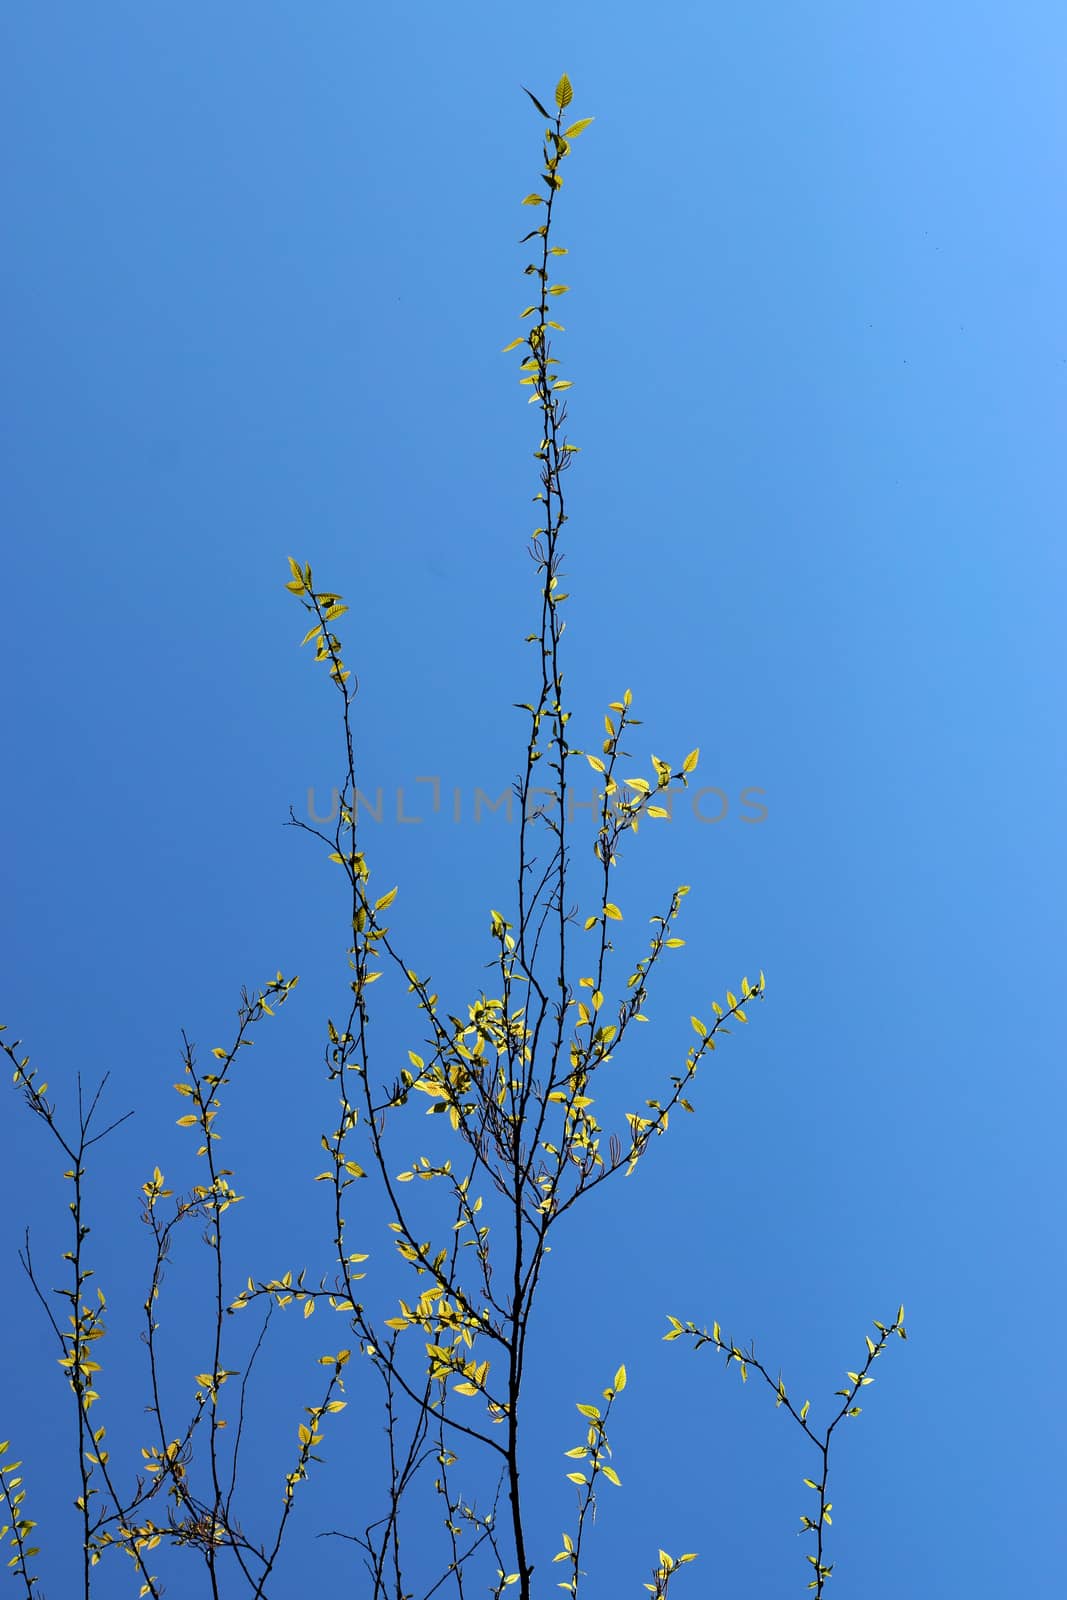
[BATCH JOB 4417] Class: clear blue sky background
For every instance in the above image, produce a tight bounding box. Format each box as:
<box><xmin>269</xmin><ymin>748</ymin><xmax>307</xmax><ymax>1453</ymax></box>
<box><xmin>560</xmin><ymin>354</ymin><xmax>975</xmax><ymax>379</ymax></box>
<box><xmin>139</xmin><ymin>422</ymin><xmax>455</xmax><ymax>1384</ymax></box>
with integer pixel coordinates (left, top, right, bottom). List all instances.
<box><xmin>2</xmin><ymin>3</ymin><xmax>1064</xmax><ymax>1596</ymax></box>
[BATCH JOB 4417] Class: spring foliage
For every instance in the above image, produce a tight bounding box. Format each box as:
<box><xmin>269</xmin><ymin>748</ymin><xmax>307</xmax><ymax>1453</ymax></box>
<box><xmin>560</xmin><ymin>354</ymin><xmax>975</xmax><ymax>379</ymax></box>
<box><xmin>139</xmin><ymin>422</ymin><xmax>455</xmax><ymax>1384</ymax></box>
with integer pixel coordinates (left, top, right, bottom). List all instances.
<box><xmin>2</xmin><ymin>75</ymin><xmax>902</xmax><ymax>1600</ymax></box>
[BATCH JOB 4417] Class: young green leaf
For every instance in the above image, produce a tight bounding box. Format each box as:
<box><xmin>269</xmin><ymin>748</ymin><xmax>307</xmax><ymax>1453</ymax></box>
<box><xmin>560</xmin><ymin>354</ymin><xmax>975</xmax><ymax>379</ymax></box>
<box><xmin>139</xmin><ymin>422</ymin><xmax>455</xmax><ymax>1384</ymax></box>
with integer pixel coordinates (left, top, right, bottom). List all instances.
<box><xmin>522</xmin><ymin>85</ymin><xmax>552</xmax><ymax>119</ymax></box>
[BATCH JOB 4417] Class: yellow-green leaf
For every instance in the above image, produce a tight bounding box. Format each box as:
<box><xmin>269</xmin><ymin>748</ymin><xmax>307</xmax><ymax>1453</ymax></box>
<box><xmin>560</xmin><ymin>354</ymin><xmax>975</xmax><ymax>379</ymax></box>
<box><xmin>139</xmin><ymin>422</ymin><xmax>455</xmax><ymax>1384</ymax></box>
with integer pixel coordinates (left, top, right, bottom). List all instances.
<box><xmin>555</xmin><ymin>73</ymin><xmax>573</xmax><ymax>109</ymax></box>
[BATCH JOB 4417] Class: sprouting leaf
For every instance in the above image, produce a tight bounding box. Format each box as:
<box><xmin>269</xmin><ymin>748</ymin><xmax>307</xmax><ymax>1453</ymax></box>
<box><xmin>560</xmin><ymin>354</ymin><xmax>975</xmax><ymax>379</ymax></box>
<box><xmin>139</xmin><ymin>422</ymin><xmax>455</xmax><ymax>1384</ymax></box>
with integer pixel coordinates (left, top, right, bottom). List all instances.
<box><xmin>522</xmin><ymin>86</ymin><xmax>553</xmax><ymax>120</ymax></box>
<box><xmin>563</xmin><ymin>117</ymin><xmax>594</xmax><ymax>138</ymax></box>
<box><xmin>522</xmin><ymin>194</ymin><xmax>545</xmax><ymax>207</ymax></box>
<box><xmin>604</xmin><ymin>903</ymin><xmax>622</xmax><ymax>921</ymax></box>
<box><xmin>555</xmin><ymin>73</ymin><xmax>574</xmax><ymax>110</ymax></box>
<box><xmin>614</xmin><ymin>1364</ymin><xmax>627</xmax><ymax>1392</ymax></box>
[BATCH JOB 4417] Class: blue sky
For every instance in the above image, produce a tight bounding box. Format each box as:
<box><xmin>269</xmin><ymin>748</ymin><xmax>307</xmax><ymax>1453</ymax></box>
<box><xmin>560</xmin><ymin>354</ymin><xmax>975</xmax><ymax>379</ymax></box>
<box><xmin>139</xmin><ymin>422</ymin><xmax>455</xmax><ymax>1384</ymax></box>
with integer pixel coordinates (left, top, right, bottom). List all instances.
<box><xmin>2</xmin><ymin>3</ymin><xmax>1064</xmax><ymax>1595</ymax></box>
